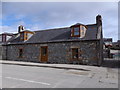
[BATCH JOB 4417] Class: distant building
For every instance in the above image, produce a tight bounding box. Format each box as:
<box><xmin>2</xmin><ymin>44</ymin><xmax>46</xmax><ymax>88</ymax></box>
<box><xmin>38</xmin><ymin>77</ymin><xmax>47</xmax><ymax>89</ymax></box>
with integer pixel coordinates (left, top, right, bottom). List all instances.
<box><xmin>112</xmin><ymin>40</ymin><xmax>120</xmax><ymax>50</ymax></box>
<box><xmin>103</xmin><ymin>38</ymin><xmax>112</xmax><ymax>58</ymax></box>
<box><xmin>111</xmin><ymin>40</ymin><xmax>120</xmax><ymax>59</ymax></box>
<box><xmin>103</xmin><ymin>38</ymin><xmax>112</xmax><ymax>48</ymax></box>
<box><xmin>1</xmin><ymin>15</ymin><xmax>103</xmax><ymax>66</ymax></box>
<box><xmin>0</xmin><ymin>33</ymin><xmax>13</xmax><ymax>59</ymax></box>
<box><xmin>0</xmin><ymin>33</ymin><xmax>13</xmax><ymax>44</ymax></box>
<box><xmin>103</xmin><ymin>38</ymin><xmax>120</xmax><ymax>59</ymax></box>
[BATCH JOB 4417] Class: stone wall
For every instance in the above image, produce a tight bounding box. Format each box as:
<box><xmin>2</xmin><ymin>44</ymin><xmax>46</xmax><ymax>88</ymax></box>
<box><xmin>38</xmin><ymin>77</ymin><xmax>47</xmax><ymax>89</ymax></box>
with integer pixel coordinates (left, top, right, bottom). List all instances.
<box><xmin>0</xmin><ymin>45</ymin><xmax>2</xmax><ymax>59</ymax></box>
<box><xmin>6</xmin><ymin>44</ymin><xmax>40</xmax><ymax>62</ymax></box>
<box><xmin>5</xmin><ymin>40</ymin><xmax>101</xmax><ymax>65</ymax></box>
<box><xmin>48</xmin><ymin>41</ymin><xmax>100</xmax><ymax>65</ymax></box>
<box><xmin>2</xmin><ymin>45</ymin><xmax>7</xmax><ymax>60</ymax></box>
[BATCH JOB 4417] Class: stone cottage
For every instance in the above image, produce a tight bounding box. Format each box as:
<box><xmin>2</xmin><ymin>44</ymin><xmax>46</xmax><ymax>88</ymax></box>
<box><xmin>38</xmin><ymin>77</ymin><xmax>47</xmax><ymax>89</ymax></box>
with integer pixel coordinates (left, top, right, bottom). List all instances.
<box><xmin>2</xmin><ymin>15</ymin><xmax>103</xmax><ymax>66</ymax></box>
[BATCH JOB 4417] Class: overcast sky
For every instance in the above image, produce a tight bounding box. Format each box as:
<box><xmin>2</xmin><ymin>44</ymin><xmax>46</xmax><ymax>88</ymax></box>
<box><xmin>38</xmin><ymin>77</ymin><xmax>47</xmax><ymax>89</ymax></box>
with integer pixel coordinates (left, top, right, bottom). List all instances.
<box><xmin>1</xmin><ymin>2</ymin><xmax>118</xmax><ymax>42</ymax></box>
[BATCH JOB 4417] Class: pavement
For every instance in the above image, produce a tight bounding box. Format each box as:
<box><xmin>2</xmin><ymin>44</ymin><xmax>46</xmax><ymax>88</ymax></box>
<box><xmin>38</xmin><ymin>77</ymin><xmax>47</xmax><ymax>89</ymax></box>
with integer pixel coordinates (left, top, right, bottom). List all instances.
<box><xmin>0</xmin><ymin>59</ymin><xmax>119</xmax><ymax>71</ymax></box>
<box><xmin>0</xmin><ymin>60</ymin><xmax>119</xmax><ymax>88</ymax></box>
<box><xmin>0</xmin><ymin>60</ymin><xmax>98</xmax><ymax>71</ymax></box>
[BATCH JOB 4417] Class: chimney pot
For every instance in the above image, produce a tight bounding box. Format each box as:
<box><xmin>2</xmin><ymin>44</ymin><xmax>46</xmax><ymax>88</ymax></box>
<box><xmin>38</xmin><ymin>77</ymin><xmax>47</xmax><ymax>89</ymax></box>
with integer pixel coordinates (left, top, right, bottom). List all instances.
<box><xmin>18</xmin><ymin>25</ymin><xmax>24</xmax><ymax>33</ymax></box>
<box><xmin>96</xmin><ymin>15</ymin><xmax>102</xmax><ymax>25</ymax></box>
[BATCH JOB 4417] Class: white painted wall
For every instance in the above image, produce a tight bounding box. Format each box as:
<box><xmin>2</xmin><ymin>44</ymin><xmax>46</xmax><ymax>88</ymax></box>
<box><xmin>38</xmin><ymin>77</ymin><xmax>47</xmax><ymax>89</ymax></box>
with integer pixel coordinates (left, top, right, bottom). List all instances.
<box><xmin>80</xmin><ymin>26</ymin><xmax>87</xmax><ymax>38</ymax></box>
<box><xmin>6</xmin><ymin>36</ymin><xmax>12</xmax><ymax>41</ymax></box>
<box><xmin>27</xmin><ymin>33</ymin><xmax>33</xmax><ymax>39</ymax></box>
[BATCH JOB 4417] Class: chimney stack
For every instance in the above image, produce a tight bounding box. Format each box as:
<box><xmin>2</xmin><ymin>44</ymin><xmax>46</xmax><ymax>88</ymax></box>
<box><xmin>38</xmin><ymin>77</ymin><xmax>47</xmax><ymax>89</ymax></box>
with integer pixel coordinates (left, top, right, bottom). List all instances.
<box><xmin>96</xmin><ymin>15</ymin><xmax>102</xmax><ymax>26</ymax></box>
<box><xmin>18</xmin><ymin>25</ymin><xmax>24</xmax><ymax>33</ymax></box>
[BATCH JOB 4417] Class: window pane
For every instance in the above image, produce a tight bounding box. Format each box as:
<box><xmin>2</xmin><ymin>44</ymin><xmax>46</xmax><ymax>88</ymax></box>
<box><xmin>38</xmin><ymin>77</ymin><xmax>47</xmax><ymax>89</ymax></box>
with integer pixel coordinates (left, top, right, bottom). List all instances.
<box><xmin>74</xmin><ymin>27</ymin><xmax>79</xmax><ymax>35</ymax></box>
<box><xmin>42</xmin><ymin>47</ymin><xmax>47</xmax><ymax>56</ymax></box>
<box><xmin>74</xmin><ymin>27</ymin><xmax>79</xmax><ymax>32</ymax></box>
<box><xmin>19</xmin><ymin>49</ymin><xmax>23</xmax><ymax>57</ymax></box>
<box><xmin>72</xmin><ymin>48</ymin><xmax>78</xmax><ymax>59</ymax></box>
<box><xmin>74</xmin><ymin>32</ymin><xmax>79</xmax><ymax>35</ymax></box>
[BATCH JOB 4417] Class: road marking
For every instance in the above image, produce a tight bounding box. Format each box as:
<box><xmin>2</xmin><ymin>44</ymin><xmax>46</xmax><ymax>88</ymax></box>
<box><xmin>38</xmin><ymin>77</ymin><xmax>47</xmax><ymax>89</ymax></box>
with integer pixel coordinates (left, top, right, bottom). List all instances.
<box><xmin>5</xmin><ymin>77</ymin><xmax>50</xmax><ymax>86</ymax></box>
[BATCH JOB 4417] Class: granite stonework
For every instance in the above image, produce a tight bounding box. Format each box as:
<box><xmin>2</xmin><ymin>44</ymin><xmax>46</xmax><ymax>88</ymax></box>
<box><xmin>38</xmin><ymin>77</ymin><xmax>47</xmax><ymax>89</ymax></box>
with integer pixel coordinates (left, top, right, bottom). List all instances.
<box><xmin>0</xmin><ymin>45</ymin><xmax>2</xmax><ymax>59</ymax></box>
<box><xmin>1</xmin><ymin>15</ymin><xmax>103</xmax><ymax>66</ymax></box>
<box><xmin>3</xmin><ymin>40</ymin><xmax>102</xmax><ymax>66</ymax></box>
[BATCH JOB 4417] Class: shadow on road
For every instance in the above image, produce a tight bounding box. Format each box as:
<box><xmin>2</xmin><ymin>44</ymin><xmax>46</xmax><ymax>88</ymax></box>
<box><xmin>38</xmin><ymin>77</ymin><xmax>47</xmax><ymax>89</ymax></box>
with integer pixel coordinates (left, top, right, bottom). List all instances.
<box><xmin>102</xmin><ymin>58</ymin><xmax>120</xmax><ymax>68</ymax></box>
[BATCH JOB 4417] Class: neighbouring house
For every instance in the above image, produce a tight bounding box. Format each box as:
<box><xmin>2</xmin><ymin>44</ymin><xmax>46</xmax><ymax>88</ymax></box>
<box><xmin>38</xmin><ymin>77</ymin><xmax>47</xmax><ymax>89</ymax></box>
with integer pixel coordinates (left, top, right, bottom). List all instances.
<box><xmin>103</xmin><ymin>38</ymin><xmax>113</xmax><ymax>58</ymax></box>
<box><xmin>1</xmin><ymin>15</ymin><xmax>103</xmax><ymax>66</ymax></box>
<box><xmin>103</xmin><ymin>39</ymin><xmax>120</xmax><ymax>59</ymax></box>
<box><xmin>112</xmin><ymin>40</ymin><xmax>120</xmax><ymax>50</ymax></box>
<box><xmin>0</xmin><ymin>33</ymin><xmax>13</xmax><ymax>59</ymax></box>
<box><xmin>111</xmin><ymin>40</ymin><xmax>120</xmax><ymax>59</ymax></box>
<box><xmin>0</xmin><ymin>33</ymin><xmax>13</xmax><ymax>43</ymax></box>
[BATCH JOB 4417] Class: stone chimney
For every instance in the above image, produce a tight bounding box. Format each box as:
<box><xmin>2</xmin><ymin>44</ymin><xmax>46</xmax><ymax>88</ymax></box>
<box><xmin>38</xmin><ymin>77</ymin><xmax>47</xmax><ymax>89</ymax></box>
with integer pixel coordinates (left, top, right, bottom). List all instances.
<box><xmin>18</xmin><ymin>25</ymin><xmax>24</xmax><ymax>33</ymax></box>
<box><xmin>96</xmin><ymin>15</ymin><xmax>102</xmax><ymax>26</ymax></box>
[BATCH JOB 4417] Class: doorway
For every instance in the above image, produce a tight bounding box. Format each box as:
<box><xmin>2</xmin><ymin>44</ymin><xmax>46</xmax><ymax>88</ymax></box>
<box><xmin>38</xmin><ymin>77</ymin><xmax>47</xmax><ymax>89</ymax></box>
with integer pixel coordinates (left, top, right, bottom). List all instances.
<box><xmin>40</xmin><ymin>46</ymin><xmax>48</xmax><ymax>62</ymax></box>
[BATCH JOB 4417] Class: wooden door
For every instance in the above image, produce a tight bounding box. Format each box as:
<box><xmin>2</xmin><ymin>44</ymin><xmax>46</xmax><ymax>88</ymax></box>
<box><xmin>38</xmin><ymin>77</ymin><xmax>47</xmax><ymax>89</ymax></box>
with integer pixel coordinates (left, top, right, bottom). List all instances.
<box><xmin>41</xmin><ymin>46</ymin><xmax>48</xmax><ymax>62</ymax></box>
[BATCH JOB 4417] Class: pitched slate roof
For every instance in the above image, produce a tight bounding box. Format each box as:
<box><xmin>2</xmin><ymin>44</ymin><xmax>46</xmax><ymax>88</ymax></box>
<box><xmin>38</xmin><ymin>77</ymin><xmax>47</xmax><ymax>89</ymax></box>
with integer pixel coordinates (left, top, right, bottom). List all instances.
<box><xmin>85</xmin><ymin>24</ymin><xmax>98</xmax><ymax>40</ymax></box>
<box><xmin>27</xmin><ymin>27</ymin><xmax>71</xmax><ymax>43</ymax></box>
<box><xmin>70</xmin><ymin>23</ymin><xmax>86</xmax><ymax>27</ymax></box>
<box><xmin>7</xmin><ymin>24</ymin><xmax>99</xmax><ymax>44</ymax></box>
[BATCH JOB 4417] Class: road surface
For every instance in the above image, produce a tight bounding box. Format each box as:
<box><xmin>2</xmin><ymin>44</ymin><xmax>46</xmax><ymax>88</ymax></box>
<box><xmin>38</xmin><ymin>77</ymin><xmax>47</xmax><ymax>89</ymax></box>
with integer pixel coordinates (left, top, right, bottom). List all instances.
<box><xmin>1</xmin><ymin>63</ymin><xmax>118</xmax><ymax>88</ymax></box>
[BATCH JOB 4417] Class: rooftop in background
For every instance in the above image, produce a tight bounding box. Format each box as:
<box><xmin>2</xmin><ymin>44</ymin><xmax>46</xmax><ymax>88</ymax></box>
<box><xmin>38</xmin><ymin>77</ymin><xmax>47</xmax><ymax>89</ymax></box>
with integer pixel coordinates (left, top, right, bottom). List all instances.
<box><xmin>103</xmin><ymin>38</ymin><xmax>112</xmax><ymax>42</ymax></box>
<box><xmin>0</xmin><ymin>33</ymin><xmax>13</xmax><ymax>36</ymax></box>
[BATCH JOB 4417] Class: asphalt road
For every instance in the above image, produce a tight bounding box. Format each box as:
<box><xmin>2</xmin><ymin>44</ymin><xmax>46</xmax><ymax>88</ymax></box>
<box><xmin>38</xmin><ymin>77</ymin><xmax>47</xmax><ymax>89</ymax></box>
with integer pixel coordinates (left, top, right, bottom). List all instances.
<box><xmin>1</xmin><ymin>63</ymin><xmax>118</xmax><ymax>88</ymax></box>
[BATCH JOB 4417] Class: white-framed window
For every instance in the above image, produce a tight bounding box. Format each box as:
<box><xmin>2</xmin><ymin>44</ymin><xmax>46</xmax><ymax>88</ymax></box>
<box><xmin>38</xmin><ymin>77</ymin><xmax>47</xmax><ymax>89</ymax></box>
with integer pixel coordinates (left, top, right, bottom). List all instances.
<box><xmin>71</xmin><ymin>25</ymin><xmax>87</xmax><ymax>37</ymax></box>
<box><xmin>74</xmin><ymin>27</ymin><xmax>79</xmax><ymax>36</ymax></box>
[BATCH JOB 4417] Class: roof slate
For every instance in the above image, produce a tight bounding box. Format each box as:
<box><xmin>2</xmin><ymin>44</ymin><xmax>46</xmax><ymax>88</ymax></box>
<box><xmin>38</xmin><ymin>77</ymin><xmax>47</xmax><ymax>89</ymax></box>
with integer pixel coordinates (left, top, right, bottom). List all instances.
<box><xmin>7</xmin><ymin>24</ymin><xmax>99</xmax><ymax>44</ymax></box>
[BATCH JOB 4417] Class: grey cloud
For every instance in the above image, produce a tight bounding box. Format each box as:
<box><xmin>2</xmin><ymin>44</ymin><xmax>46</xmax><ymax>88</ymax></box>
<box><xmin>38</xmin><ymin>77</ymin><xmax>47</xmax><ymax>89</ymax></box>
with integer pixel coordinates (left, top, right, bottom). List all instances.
<box><xmin>2</xmin><ymin>2</ymin><xmax>118</xmax><ymax>41</ymax></box>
